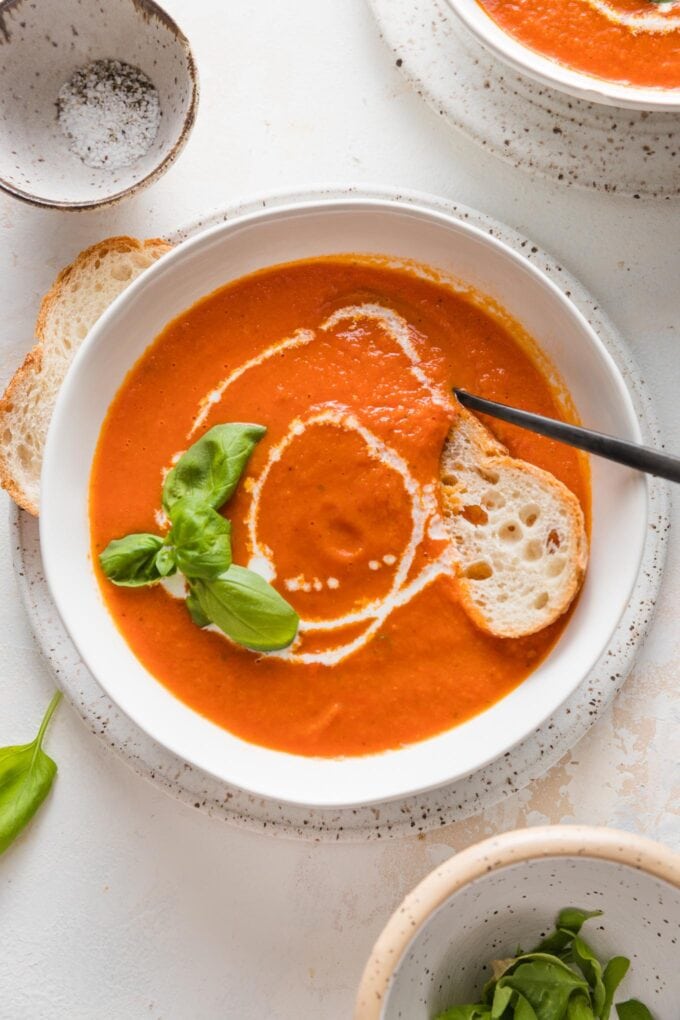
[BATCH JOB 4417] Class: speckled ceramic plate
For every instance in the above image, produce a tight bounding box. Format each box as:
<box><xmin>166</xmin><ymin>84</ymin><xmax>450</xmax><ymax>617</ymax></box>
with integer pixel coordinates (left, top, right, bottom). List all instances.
<box><xmin>11</xmin><ymin>186</ymin><xmax>669</xmax><ymax>841</ymax></box>
<box><xmin>367</xmin><ymin>0</ymin><xmax>680</xmax><ymax>198</ymax></box>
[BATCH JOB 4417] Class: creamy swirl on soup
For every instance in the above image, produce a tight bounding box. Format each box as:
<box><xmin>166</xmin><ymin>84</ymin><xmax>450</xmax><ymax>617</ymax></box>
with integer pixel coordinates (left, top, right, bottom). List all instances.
<box><xmin>90</xmin><ymin>257</ymin><xmax>589</xmax><ymax>758</ymax></box>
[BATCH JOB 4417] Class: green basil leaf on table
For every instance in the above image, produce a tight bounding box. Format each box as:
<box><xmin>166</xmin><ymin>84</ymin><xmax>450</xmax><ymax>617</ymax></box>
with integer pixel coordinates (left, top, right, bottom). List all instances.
<box><xmin>615</xmin><ymin>1002</ymin><xmax>654</xmax><ymax>1020</ymax></box>
<box><xmin>168</xmin><ymin>501</ymin><xmax>232</xmax><ymax>580</ymax></box>
<box><xmin>601</xmin><ymin>957</ymin><xmax>630</xmax><ymax>1019</ymax></box>
<box><xmin>162</xmin><ymin>423</ymin><xmax>266</xmax><ymax>513</ymax></box>
<box><xmin>155</xmin><ymin>543</ymin><xmax>177</xmax><ymax>578</ymax></box>
<box><xmin>99</xmin><ymin>533</ymin><xmax>165</xmax><ymax>587</ymax></box>
<box><xmin>0</xmin><ymin>691</ymin><xmax>61</xmax><ymax>855</ymax></box>
<box><xmin>185</xmin><ymin>586</ymin><xmax>211</xmax><ymax>628</ymax></box>
<box><xmin>193</xmin><ymin>565</ymin><xmax>299</xmax><ymax>651</ymax></box>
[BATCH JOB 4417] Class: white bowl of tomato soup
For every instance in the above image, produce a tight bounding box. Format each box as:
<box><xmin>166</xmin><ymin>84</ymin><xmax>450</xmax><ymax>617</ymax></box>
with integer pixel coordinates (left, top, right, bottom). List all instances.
<box><xmin>445</xmin><ymin>0</ymin><xmax>680</xmax><ymax>110</ymax></box>
<box><xmin>40</xmin><ymin>197</ymin><xmax>647</xmax><ymax>808</ymax></box>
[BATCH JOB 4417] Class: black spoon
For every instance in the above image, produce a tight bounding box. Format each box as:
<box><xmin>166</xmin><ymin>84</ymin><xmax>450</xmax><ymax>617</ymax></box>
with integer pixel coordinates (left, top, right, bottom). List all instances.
<box><xmin>454</xmin><ymin>388</ymin><xmax>680</xmax><ymax>484</ymax></box>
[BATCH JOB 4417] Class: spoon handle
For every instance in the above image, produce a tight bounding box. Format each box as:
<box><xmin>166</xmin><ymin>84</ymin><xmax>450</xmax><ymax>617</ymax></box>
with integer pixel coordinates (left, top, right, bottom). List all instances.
<box><xmin>454</xmin><ymin>388</ymin><xmax>680</xmax><ymax>484</ymax></box>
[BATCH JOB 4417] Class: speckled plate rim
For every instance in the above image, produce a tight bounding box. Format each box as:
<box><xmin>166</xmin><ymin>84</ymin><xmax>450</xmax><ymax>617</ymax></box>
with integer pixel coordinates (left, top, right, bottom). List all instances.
<box><xmin>443</xmin><ymin>0</ymin><xmax>680</xmax><ymax>112</ymax></box>
<box><xmin>0</xmin><ymin>0</ymin><xmax>200</xmax><ymax>211</ymax></box>
<box><xmin>367</xmin><ymin>0</ymin><xmax>680</xmax><ymax>199</ymax></box>
<box><xmin>11</xmin><ymin>184</ymin><xmax>670</xmax><ymax>842</ymax></box>
<box><xmin>354</xmin><ymin>824</ymin><xmax>680</xmax><ymax>1018</ymax></box>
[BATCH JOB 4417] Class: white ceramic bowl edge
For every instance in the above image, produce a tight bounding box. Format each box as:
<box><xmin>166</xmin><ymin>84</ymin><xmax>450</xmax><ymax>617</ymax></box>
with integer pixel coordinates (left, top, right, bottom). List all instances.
<box><xmin>445</xmin><ymin>0</ymin><xmax>680</xmax><ymax>111</ymax></box>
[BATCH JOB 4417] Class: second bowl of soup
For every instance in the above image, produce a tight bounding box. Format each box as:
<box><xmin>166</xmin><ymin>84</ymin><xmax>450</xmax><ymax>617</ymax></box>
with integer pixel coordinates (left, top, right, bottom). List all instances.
<box><xmin>445</xmin><ymin>0</ymin><xmax>680</xmax><ymax>110</ymax></box>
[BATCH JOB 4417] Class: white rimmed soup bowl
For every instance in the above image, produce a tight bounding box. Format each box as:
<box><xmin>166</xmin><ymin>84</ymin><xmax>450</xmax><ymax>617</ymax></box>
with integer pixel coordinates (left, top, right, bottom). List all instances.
<box><xmin>41</xmin><ymin>197</ymin><xmax>648</xmax><ymax>808</ymax></box>
<box><xmin>444</xmin><ymin>0</ymin><xmax>680</xmax><ymax>111</ymax></box>
<box><xmin>355</xmin><ymin>825</ymin><xmax>680</xmax><ymax>1018</ymax></box>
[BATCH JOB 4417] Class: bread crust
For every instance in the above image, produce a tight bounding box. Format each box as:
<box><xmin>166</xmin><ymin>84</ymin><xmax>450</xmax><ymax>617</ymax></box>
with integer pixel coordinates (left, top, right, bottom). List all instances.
<box><xmin>0</xmin><ymin>236</ymin><xmax>172</xmax><ymax>515</ymax></box>
<box><xmin>0</xmin><ymin>347</ymin><xmax>43</xmax><ymax>513</ymax></box>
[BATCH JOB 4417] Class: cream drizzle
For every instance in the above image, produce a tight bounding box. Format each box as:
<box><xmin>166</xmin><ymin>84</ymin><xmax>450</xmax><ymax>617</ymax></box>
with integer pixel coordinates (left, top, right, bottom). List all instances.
<box><xmin>189</xmin><ymin>302</ymin><xmax>450</xmax><ymax>436</ymax></box>
<box><xmin>322</xmin><ymin>304</ymin><xmax>452</xmax><ymax>412</ymax></box>
<box><xmin>167</xmin><ymin>304</ymin><xmax>455</xmax><ymax>666</ymax></box>
<box><xmin>191</xmin><ymin>328</ymin><xmax>315</xmax><ymax>434</ymax></box>
<box><xmin>582</xmin><ymin>0</ymin><xmax>680</xmax><ymax>33</ymax></box>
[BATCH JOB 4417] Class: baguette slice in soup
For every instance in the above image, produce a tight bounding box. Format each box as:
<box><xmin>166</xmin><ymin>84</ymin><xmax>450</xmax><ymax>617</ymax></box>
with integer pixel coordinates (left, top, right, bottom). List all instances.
<box><xmin>441</xmin><ymin>405</ymin><xmax>588</xmax><ymax>638</ymax></box>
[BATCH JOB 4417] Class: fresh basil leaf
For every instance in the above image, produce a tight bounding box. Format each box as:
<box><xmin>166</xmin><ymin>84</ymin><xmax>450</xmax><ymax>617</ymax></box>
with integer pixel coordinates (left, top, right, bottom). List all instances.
<box><xmin>498</xmin><ymin>957</ymin><xmax>589</xmax><ymax>1020</ymax></box>
<box><xmin>498</xmin><ymin>953</ymin><xmax>588</xmax><ymax>979</ymax></box>
<box><xmin>601</xmin><ymin>957</ymin><xmax>630</xmax><ymax>1019</ymax></box>
<box><xmin>169</xmin><ymin>501</ymin><xmax>232</xmax><ymax>580</ymax></box>
<box><xmin>572</xmin><ymin>936</ymin><xmax>605</xmax><ymax>1015</ymax></box>
<box><xmin>515</xmin><ymin>992</ymin><xmax>539</xmax><ymax>1020</ymax></box>
<box><xmin>186</xmin><ymin>587</ymin><xmax>211</xmax><ymax>628</ymax></box>
<box><xmin>99</xmin><ymin>533</ymin><xmax>164</xmax><ymax>587</ymax></box>
<box><xmin>558</xmin><ymin>910</ymin><xmax>604</xmax><ymax>934</ymax></box>
<box><xmin>0</xmin><ymin>691</ymin><xmax>61</xmax><ymax>855</ymax></box>
<box><xmin>535</xmin><ymin>909</ymin><xmax>603</xmax><ymax>955</ymax></box>
<box><xmin>615</xmin><ymin>1002</ymin><xmax>654</xmax><ymax>1020</ymax></box>
<box><xmin>155</xmin><ymin>543</ymin><xmax>177</xmax><ymax>578</ymax></box>
<box><xmin>439</xmin><ymin>913</ymin><xmax>648</xmax><ymax>1020</ymax></box>
<box><xmin>162</xmin><ymin>423</ymin><xmax>266</xmax><ymax>513</ymax></box>
<box><xmin>436</xmin><ymin>1007</ymin><xmax>492</xmax><ymax>1020</ymax></box>
<box><xmin>193</xmin><ymin>566</ymin><xmax>299</xmax><ymax>651</ymax></box>
<box><xmin>567</xmin><ymin>993</ymin><xmax>596</xmax><ymax>1020</ymax></box>
<box><xmin>491</xmin><ymin>984</ymin><xmax>513</xmax><ymax>1018</ymax></box>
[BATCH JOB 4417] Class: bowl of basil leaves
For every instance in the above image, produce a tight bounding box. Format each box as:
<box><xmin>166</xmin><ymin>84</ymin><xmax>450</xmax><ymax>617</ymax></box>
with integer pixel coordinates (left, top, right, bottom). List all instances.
<box><xmin>355</xmin><ymin>825</ymin><xmax>680</xmax><ymax>1020</ymax></box>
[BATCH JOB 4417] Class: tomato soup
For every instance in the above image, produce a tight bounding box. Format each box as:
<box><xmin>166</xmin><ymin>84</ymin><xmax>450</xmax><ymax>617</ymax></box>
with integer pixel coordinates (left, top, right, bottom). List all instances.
<box><xmin>476</xmin><ymin>0</ymin><xmax>680</xmax><ymax>89</ymax></box>
<box><xmin>90</xmin><ymin>258</ymin><xmax>589</xmax><ymax>758</ymax></box>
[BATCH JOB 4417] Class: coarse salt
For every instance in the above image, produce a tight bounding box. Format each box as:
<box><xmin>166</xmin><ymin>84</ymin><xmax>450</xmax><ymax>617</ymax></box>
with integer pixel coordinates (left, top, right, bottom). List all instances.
<box><xmin>57</xmin><ymin>58</ymin><xmax>160</xmax><ymax>170</ymax></box>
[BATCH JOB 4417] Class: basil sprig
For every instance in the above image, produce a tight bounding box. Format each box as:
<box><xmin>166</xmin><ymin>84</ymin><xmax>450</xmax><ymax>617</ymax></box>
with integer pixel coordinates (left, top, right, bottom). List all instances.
<box><xmin>99</xmin><ymin>423</ymin><xmax>299</xmax><ymax>652</ymax></box>
<box><xmin>436</xmin><ymin>908</ymin><xmax>653</xmax><ymax>1020</ymax></box>
<box><xmin>0</xmin><ymin>691</ymin><xmax>61</xmax><ymax>856</ymax></box>
<box><xmin>168</xmin><ymin>501</ymin><xmax>232</xmax><ymax>580</ymax></box>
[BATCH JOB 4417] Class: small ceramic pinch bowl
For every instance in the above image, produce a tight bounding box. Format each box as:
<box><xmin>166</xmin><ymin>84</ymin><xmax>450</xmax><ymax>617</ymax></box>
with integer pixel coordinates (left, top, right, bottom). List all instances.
<box><xmin>0</xmin><ymin>0</ymin><xmax>198</xmax><ymax>209</ymax></box>
<box><xmin>355</xmin><ymin>826</ymin><xmax>680</xmax><ymax>1018</ymax></box>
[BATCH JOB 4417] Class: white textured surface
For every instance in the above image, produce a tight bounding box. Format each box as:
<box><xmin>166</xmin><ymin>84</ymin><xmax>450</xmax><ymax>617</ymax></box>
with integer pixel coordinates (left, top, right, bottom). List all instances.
<box><xmin>0</xmin><ymin>1</ymin><xmax>678</xmax><ymax>1017</ymax></box>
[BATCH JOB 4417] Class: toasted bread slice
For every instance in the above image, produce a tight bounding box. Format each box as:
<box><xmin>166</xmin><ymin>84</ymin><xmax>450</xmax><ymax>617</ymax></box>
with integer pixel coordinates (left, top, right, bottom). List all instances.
<box><xmin>440</xmin><ymin>406</ymin><xmax>588</xmax><ymax>638</ymax></box>
<box><xmin>0</xmin><ymin>236</ymin><xmax>172</xmax><ymax>515</ymax></box>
